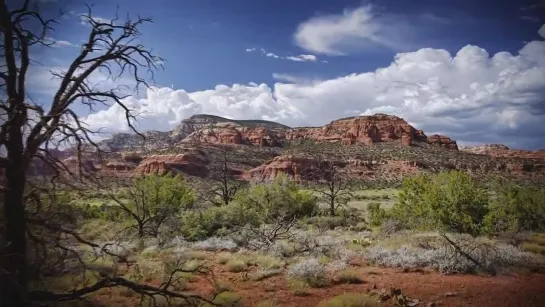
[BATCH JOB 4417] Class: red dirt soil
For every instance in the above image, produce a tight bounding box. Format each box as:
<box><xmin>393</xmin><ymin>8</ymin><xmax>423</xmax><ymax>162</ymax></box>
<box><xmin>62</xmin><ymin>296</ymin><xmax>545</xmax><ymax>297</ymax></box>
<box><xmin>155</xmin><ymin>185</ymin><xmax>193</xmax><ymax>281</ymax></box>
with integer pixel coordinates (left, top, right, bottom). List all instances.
<box><xmin>90</xmin><ymin>262</ymin><xmax>545</xmax><ymax>306</ymax></box>
<box><xmin>176</xmin><ymin>265</ymin><xmax>545</xmax><ymax>307</ymax></box>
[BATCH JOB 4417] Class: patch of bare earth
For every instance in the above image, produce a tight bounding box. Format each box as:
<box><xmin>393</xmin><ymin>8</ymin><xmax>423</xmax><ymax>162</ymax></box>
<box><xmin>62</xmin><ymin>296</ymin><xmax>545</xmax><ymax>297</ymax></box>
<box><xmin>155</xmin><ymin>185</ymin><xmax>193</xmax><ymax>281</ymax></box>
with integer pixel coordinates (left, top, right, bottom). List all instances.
<box><xmin>179</xmin><ymin>265</ymin><xmax>545</xmax><ymax>307</ymax></box>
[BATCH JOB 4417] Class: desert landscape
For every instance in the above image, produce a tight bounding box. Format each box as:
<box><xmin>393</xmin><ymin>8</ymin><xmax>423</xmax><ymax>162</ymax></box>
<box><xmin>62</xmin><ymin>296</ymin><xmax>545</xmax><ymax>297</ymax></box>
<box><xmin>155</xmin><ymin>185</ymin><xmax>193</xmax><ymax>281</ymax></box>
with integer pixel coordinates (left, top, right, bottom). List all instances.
<box><xmin>6</xmin><ymin>112</ymin><xmax>545</xmax><ymax>307</ymax></box>
<box><xmin>2</xmin><ymin>1</ymin><xmax>545</xmax><ymax>306</ymax></box>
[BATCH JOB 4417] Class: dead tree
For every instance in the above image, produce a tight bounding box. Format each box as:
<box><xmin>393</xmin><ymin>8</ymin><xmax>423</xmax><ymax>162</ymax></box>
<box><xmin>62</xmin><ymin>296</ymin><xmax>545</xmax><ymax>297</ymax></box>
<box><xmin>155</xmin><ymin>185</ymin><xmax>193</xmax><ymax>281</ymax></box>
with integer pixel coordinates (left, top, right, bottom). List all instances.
<box><xmin>206</xmin><ymin>145</ymin><xmax>247</xmax><ymax>206</ymax></box>
<box><xmin>310</xmin><ymin>153</ymin><xmax>354</xmax><ymax>217</ymax></box>
<box><xmin>0</xmin><ymin>2</ymin><xmax>212</xmax><ymax>306</ymax></box>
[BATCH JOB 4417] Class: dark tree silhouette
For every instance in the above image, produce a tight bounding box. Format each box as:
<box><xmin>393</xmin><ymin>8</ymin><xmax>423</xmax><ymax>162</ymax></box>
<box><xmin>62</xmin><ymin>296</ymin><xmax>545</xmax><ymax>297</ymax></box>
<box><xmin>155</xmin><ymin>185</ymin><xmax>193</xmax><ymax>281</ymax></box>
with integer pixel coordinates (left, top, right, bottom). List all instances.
<box><xmin>0</xmin><ymin>2</ymin><xmax>214</xmax><ymax>306</ymax></box>
<box><xmin>206</xmin><ymin>145</ymin><xmax>247</xmax><ymax>206</ymax></box>
<box><xmin>310</xmin><ymin>152</ymin><xmax>354</xmax><ymax>217</ymax></box>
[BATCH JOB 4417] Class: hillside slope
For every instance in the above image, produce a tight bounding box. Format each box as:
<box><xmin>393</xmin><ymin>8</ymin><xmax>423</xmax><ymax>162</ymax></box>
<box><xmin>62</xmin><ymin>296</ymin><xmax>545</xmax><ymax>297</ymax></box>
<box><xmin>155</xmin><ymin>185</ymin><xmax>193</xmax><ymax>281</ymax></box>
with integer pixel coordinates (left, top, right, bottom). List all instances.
<box><xmin>44</xmin><ymin>113</ymin><xmax>544</xmax><ymax>185</ymax></box>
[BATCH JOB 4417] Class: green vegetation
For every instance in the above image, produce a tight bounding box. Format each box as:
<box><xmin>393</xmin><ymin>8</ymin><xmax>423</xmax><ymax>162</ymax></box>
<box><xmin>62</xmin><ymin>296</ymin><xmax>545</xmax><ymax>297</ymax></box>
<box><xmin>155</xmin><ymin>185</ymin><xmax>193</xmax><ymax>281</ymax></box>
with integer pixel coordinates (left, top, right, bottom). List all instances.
<box><xmin>335</xmin><ymin>270</ymin><xmax>363</xmax><ymax>284</ymax></box>
<box><xmin>317</xmin><ymin>293</ymin><xmax>380</xmax><ymax>307</ymax></box>
<box><xmin>179</xmin><ymin>174</ymin><xmax>318</xmax><ymax>240</ymax></box>
<box><xmin>388</xmin><ymin>170</ymin><xmax>545</xmax><ymax>236</ymax></box>
<box><xmin>107</xmin><ymin>175</ymin><xmax>195</xmax><ymax>237</ymax></box>
<box><xmin>286</xmin><ymin>278</ymin><xmax>310</xmax><ymax>296</ymax></box>
<box><xmin>26</xmin><ymin>165</ymin><xmax>545</xmax><ymax>306</ymax></box>
<box><xmin>257</xmin><ymin>300</ymin><xmax>282</xmax><ymax>307</ymax></box>
<box><xmin>225</xmin><ymin>259</ymin><xmax>247</xmax><ymax>272</ymax></box>
<box><xmin>209</xmin><ymin>291</ymin><xmax>243</xmax><ymax>307</ymax></box>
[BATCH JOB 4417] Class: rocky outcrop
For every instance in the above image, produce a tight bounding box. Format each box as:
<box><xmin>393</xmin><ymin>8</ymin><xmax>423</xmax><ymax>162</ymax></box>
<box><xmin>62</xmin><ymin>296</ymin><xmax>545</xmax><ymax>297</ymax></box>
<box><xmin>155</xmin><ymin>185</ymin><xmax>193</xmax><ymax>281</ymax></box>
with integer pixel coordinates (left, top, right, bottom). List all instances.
<box><xmin>182</xmin><ymin>125</ymin><xmax>283</xmax><ymax>147</ymax></box>
<box><xmin>93</xmin><ymin>113</ymin><xmax>461</xmax><ymax>151</ymax></box>
<box><xmin>244</xmin><ymin>155</ymin><xmax>322</xmax><ymax>182</ymax></box>
<box><xmin>286</xmin><ymin>114</ymin><xmax>416</xmax><ymax>145</ymax></box>
<box><xmin>460</xmin><ymin>144</ymin><xmax>545</xmax><ymax>160</ymax></box>
<box><xmin>95</xmin><ymin>130</ymin><xmax>175</xmax><ymax>153</ymax></box>
<box><xmin>122</xmin><ymin>153</ymin><xmax>144</xmax><ymax>164</ymax></box>
<box><xmin>244</xmin><ymin>154</ymin><xmax>423</xmax><ymax>182</ymax></box>
<box><xmin>284</xmin><ymin>114</ymin><xmax>457</xmax><ymax>149</ymax></box>
<box><xmin>105</xmin><ymin>161</ymin><xmax>137</xmax><ymax>171</ymax></box>
<box><xmin>172</xmin><ymin>114</ymin><xmax>289</xmax><ymax>139</ymax></box>
<box><xmin>135</xmin><ymin>151</ymin><xmax>209</xmax><ymax>177</ymax></box>
<box><xmin>426</xmin><ymin>134</ymin><xmax>458</xmax><ymax>150</ymax></box>
<box><xmin>95</xmin><ymin>114</ymin><xmax>290</xmax><ymax>152</ymax></box>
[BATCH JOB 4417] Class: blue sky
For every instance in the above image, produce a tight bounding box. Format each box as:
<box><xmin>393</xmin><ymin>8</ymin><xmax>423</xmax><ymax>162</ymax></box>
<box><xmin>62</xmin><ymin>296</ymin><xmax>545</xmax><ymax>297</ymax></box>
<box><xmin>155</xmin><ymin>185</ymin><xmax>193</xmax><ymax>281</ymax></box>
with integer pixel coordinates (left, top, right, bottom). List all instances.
<box><xmin>39</xmin><ymin>0</ymin><xmax>544</xmax><ymax>91</ymax></box>
<box><xmin>19</xmin><ymin>0</ymin><xmax>545</xmax><ymax>149</ymax></box>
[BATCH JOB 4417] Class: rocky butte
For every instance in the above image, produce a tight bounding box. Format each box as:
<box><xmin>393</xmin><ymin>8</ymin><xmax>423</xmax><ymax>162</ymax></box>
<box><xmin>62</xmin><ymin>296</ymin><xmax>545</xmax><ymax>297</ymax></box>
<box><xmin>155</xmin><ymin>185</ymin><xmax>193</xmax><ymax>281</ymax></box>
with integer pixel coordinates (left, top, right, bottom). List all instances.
<box><xmin>285</xmin><ymin>114</ymin><xmax>458</xmax><ymax>149</ymax></box>
<box><xmin>22</xmin><ymin>113</ymin><xmax>545</xmax><ymax>183</ymax></box>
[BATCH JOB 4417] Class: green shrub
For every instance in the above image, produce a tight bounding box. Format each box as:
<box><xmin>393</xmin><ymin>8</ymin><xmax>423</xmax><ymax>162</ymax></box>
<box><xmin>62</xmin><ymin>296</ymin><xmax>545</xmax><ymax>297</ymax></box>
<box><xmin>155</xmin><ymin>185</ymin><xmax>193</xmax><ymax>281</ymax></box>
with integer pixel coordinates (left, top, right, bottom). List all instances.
<box><xmin>184</xmin><ymin>250</ymin><xmax>208</xmax><ymax>260</ymax></box>
<box><xmin>211</xmin><ymin>292</ymin><xmax>243</xmax><ymax>307</ymax></box>
<box><xmin>180</xmin><ymin>174</ymin><xmax>318</xmax><ymax>240</ymax></box>
<box><xmin>234</xmin><ymin>173</ymin><xmax>318</xmax><ymax>223</ymax></box>
<box><xmin>180</xmin><ymin>202</ymin><xmax>259</xmax><ymax>240</ymax></box>
<box><xmin>307</xmin><ymin>216</ymin><xmax>347</xmax><ymax>230</ymax></box>
<box><xmin>217</xmin><ymin>252</ymin><xmax>232</xmax><ymax>264</ymax></box>
<box><xmin>255</xmin><ymin>255</ymin><xmax>283</xmax><ymax>270</ymax></box>
<box><xmin>251</xmin><ymin>269</ymin><xmax>282</xmax><ymax>281</ymax></box>
<box><xmin>522</xmin><ymin>243</ymin><xmax>545</xmax><ymax>256</ymax></box>
<box><xmin>391</xmin><ymin>171</ymin><xmax>489</xmax><ymax>235</ymax></box>
<box><xmin>318</xmin><ymin>293</ymin><xmax>380</xmax><ymax>307</ymax></box>
<box><xmin>352</xmin><ymin>222</ymin><xmax>371</xmax><ymax>232</ymax></box>
<box><xmin>225</xmin><ymin>259</ymin><xmax>247</xmax><ymax>272</ymax></box>
<box><xmin>367</xmin><ymin>202</ymin><xmax>388</xmax><ymax>227</ymax></box>
<box><xmin>286</xmin><ymin>278</ymin><xmax>309</xmax><ymax>296</ymax></box>
<box><xmin>119</xmin><ymin>175</ymin><xmax>195</xmax><ymax>237</ymax></box>
<box><xmin>483</xmin><ymin>186</ymin><xmax>545</xmax><ymax>234</ymax></box>
<box><xmin>335</xmin><ymin>270</ymin><xmax>363</xmax><ymax>284</ymax></box>
<box><xmin>257</xmin><ymin>300</ymin><xmax>282</xmax><ymax>307</ymax></box>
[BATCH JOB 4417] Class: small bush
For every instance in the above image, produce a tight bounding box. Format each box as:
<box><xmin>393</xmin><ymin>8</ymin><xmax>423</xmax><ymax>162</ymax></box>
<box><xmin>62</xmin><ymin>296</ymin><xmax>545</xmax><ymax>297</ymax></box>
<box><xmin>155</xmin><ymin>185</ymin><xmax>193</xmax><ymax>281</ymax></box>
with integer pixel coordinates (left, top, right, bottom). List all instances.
<box><xmin>184</xmin><ymin>250</ymin><xmax>208</xmax><ymax>260</ymax></box>
<box><xmin>269</xmin><ymin>242</ymin><xmax>296</xmax><ymax>258</ymax></box>
<box><xmin>257</xmin><ymin>300</ymin><xmax>281</xmax><ymax>307</ymax></box>
<box><xmin>318</xmin><ymin>255</ymin><xmax>332</xmax><ymax>264</ymax></box>
<box><xmin>214</xmin><ymin>281</ymin><xmax>234</xmax><ymax>293</ymax></box>
<box><xmin>352</xmin><ymin>222</ymin><xmax>371</xmax><ymax>232</ymax></box>
<box><xmin>180</xmin><ymin>204</ymin><xmax>257</xmax><ymax>241</ymax></box>
<box><xmin>367</xmin><ymin>202</ymin><xmax>389</xmax><ymax>227</ymax></box>
<box><xmin>287</xmin><ymin>258</ymin><xmax>328</xmax><ymax>287</ymax></box>
<box><xmin>335</xmin><ymin>270</ymin><xmax>363</xmax><ymax>284</ymax></box>
<box><xmin>529</xmin><ymin>234</ymin><xmax>545</xmax><ymax>246</ymax></box>
<box><xmin>521</xmin><ymin>243</ymin><xmax>545</xmax><ymax>256</ymax></box>
<box><xmin>255</xmin><ymin>255</ymin><xmax>284</xmax><ymax>270</ymax></box>
<box><xmin>193</xmin><ymin>237</ymin><xmax>238</xmax><ymax>251</ymax></box>
<box><xmin>391</xmin><ymin>171</ymin><xmax>489</xmax><ymax>235</ymax></box>
<box><xmin>308</xmin><ymin>216</ymin><xmax>348</xmax><ymax>230</ymax></box>
<box><xmin>318</xmin><ymin>293</ymin><xmax>380</xmax><ymax>307</ymax></box>
<box><xmin>483</xmin><ymin>186</ymin><xmax>545</xmax><ymax>234</ymax></box>
<box><xmin>182</xmin><ymin>259</ymin><xmax>201</xmax><ymax>271</ymax></box>
<box><xmin>225</xmin><ymin>259</ymin><xmax>247</xmax><ymax>272</ymax></box>
<box><xmin>251</xmin><ymin>269</ymin><xmax>282</xmax><ymax>281</ymax></box>
<box><xmin>234</xmin><ymin>173</ymin><xmax>319</xmax><ymax>223</ymax></box>
<box><xmin>325</xmin><ymin>260</ymin><xmax>349</xmax><ymax>273</ymax></box>
<box><xmin>366</xmin><ymin>239</ymin><xmax>542</xmax><ymax>274</ymax></box>
<box><xmin>218</xmin><ymin>252</ymin><xmax>232</xmax><ymax>264</ymax></box>
<box><xmin>286</xmin><ymin>278</ymin><xmax>310</xmax><ymax>296</ymax></box>
<box><xmin>211</xmin><ymin>292</ymin><xmax>243</xmax><ymax>307</ymax></box>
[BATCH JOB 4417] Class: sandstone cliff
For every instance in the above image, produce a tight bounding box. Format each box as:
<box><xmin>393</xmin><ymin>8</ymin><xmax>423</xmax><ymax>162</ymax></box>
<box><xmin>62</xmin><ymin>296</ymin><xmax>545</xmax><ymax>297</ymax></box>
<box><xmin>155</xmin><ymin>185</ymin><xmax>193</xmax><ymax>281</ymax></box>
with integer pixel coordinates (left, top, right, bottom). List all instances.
<box><xmin>284</xmin><ymin>114</ymin><xmax>458</xmax><ymax>149</ymax></box>
<box><xmin>182</xmin><ymin>125</ymin><xmax>283</xmax><ymax>147</ymax></box>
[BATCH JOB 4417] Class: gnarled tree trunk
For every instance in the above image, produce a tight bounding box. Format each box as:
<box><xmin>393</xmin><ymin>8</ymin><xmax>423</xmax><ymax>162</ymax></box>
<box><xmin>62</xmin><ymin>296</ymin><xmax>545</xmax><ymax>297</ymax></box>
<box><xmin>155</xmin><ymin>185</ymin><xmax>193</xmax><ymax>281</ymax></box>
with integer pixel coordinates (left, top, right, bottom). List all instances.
<box><xmin>1</xmin><ymin>127</ymin><xmax>27</xmax><ymax>306</ymax></box>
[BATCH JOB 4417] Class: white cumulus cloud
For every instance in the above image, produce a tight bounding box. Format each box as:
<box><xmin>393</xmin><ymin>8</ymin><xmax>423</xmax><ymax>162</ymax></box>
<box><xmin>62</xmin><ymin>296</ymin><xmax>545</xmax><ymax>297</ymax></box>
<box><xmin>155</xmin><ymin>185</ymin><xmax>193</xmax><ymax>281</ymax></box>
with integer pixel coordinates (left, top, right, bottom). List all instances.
<box><xmin>44</xmin><ymin>37</ymin><xmax>77</xmax><ymax>48</ymax></box>
<box><xmin>286</xmin><ymin>54</ymin><xmax>317</xmax><ymax>62</ymax></box>
<box><xmin>294</xmin><ymin>4</ymin><xmax>428</xmax><ymax>55</ymax></box>
<box><xmin>79</xmin><ymin>36</ymin><xmax>545</xmax><ymax>149</ymax></box>
<box><xmin>246</xmin><ymin>48</ymin><xmax>320</xmax><ymax>63</ymax></box>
